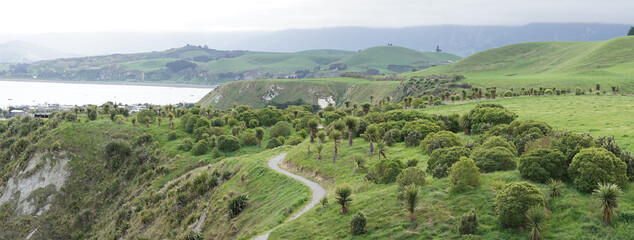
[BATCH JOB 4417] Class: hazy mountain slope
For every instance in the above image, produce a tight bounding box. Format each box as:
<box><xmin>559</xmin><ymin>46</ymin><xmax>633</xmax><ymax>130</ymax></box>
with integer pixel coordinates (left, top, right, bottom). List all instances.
<box><xmin>0</xmin><ymin>23</ymin><xmax>627</xmax><ymax>57</ymax></box>
<box><xmin>0</xmin><ymin>41</ymin><xmax>77</xmax><ymax>63</ymax></box>
<box><xmin>240</xmin><ymin>23</ymin><xmax>631</xmax><ymax>56</ymax></box>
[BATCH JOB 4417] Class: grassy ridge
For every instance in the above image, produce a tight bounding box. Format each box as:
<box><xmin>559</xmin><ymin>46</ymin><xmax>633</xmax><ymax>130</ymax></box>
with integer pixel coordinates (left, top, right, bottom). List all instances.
<box><xmin>338</xmin><ymin>46</ymin><xmax>461</xmax><ymax>73</ymax></box>
<box><xmin>198</xmin><ymin>78</ymin><xmax>401</xmax><ymax>109</ymax></box>
<box><xmin>410</xmin><ymin>37</ymin><xmax>634</xmax><ymax>93</ymax></box>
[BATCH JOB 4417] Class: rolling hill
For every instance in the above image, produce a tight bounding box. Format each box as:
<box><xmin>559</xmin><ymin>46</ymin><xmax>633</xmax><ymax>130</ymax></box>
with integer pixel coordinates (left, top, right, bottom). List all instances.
<box><xmin>0</xmin><ymin>45</ymin><xmax>459</xmax><ymax>85</ymax></box>
<box><xmin>412</xmin><ymin>36</ymin><xmax>634</xmax><ymax>92</ymax></box>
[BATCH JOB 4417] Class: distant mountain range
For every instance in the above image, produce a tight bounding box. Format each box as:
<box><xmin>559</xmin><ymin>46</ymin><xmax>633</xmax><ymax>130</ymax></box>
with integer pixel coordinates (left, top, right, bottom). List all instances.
<box><xmin>0</xmin><ymin>23</ymin><xmax>629</xmax><ymax>57</ymax></box>
<box><xmin>0</xmin><ymin>41</ymin><xmax>77</xmax><ymax>63</ymax></box>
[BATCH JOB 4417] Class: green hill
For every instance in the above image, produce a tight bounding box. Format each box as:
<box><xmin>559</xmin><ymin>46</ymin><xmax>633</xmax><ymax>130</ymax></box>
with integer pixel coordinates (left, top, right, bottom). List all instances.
<box><xmin>340</xmin><ymin>46</ymin><xmax>461</xmax><ymax>73</ymax></box>
<box><xmin>1</xmin><ymin>45</ymin><xmax>461</xmax><ymax>85</ymax></box>
<box><xmin>412</xmin><ymin>36</ymin><xmax>634</xmax><ymax>92</ymax></box>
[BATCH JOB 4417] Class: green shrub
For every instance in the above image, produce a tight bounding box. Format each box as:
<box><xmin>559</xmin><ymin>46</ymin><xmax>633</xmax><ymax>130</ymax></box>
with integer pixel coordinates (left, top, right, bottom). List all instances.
<box><xmin>266</xmin><ymin>137</ymin><xmax>283</xmax><ymax>149</ymax></box>
<box><xmin>193</xmin><ymin>127</ymin><xmax>210</xmax><ymax>142</ymax></box>
<box><xmin>135</xmin><ymin>133</ymin><xmax>154</xmax><ymax>146</ymax></box>
<box><xmin>406</xmin><ymin>159</ymin><xmax>418</xmax><ymax>167</ymax></box>
<box><xmin>217</xmin><ymin>135</ymin><xmax>240</xmax><ymax>152</ymax></box>
<box><xmin>481</xmin><ymin>136</ymin><xmax>517</xmax><ymax>156</ymax></box>
<box><xmin>240</xmin><ymin>132</ymin><xmax>258</xmax><ymax>146</ymax></box>
<box><xmin>401</xmin><ymin>119</ymin><xmax>441</xmax><ymax>142</ymax></box>
<box><xmin>458</xmin><ymin>209</ymin><xmax>479</xmax><ymax>235</ymax></box>
<box><xmin>365</xmin><ymin>158</ymin><xmax>405</xmax><ymax>184</ymax></box>
<box><xmin>420</xmin><ymin>130</ymin><xmax>462</xmax><ymax>153</ymax></box>
<box><xmin>209</xmin><ymin>127</ymin><xmax>225</xmax><ymax>136</ymax></box>
<box><xmin>247</xmin><ymin>119</ymin><xmax>260</xmax><ymax>128</ymax></box>
<box><xmin>167</xmin><ymin>132</ymin><xmax>178</xmax><ymax>141</ymax></box>
<box><xmin>518</xmin><ymin>149</ymin><xmax>567</xmax><ymax>183</ymax></box>
<box><xmin>350</xmin><ymin>211</ymin><xmax>367</xmax><ymax>236</ymax></box>
<box><xmin>211</xmin><ymin>147</ymin><xmax>222</xmax><ymax>158</ymax></box>
<box><xmin>270</xmin><ymin>121</ymin><xmax>292</xmax><ymax>138</ymax></box>
<box><xmin>508</xmin><ymin>119</ymin><xmax>552</xmax><ymax>137</ymax></box>
<box><xmin>382</xmin><ymin>129</ymin><xmax>400</xmax><ymax>146</ymax></box>
<box><xmin>466</xmin><ymin>104</ymin><xmax>517</xmax><ymax>134</ymax></box>
<box><xmin>396</xmin><ymin>167</ymin><xmax>426</xmax><ymax>188</ymax></box>
<box><xmin>471</xmin><ymin>147</ymin><xmax>517</xmax><ymax>173</ymax></box>
<box><xmin>551</xmin><ymin>132</ymin><xmax>595</xmax><ymax>164</ymax></box>
<box><xmin>104</xmin><ymin>140</ymin><xmax>132</xmax><ymax>169</ymax></box>
<box><xmin>285</xmin><ymin>136</ymin><xmax>304</xmax><ymax>146</ymax></box>
<box><xmin>227</xmin><ymin>193</ymin><xmax>249</xmax><ymax>218</ymax></box>
<box><xmin>568</xmin><ymin>147</ymin><xmax>628</xmax><ymax>192</ymax></box>
<box><xmin>495</xmin><ymin>182</ymin><xmax>544</xmax><ymax>228</ymax></box>
<box><xmin>192</xmin><ymin>140</ymin><xmax>209</xmax><ymax>156</ymax></box>
<box><xmin>449</xmin><ymin>157</ymin><xmax>481</xmax><ymax>192</ymax></box>
<box><xmin>178</xmin><ymin>138</ymin><xmax>194</xmax><ymax>151</ymax></box>
<box><xmin>427</xmin><ymin>146</ymin><xmax>471</xmax><ymax>178</ymax></box>
<box><xmin>404</xmin><ymin>130</ymin><xmax>422</xmax><ymax>147</ymax></box>
<box><xmin>297</xmin><ymin>129</ymin><xmax>308</xmax><ymax>138</ymax></box>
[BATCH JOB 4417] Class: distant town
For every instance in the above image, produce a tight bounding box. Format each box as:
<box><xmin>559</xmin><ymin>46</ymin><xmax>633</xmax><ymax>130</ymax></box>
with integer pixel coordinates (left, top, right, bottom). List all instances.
<box><xmin>0</xmin><ymin>102</ymin><xmax>194</xmax><ymax>120</ymax></box>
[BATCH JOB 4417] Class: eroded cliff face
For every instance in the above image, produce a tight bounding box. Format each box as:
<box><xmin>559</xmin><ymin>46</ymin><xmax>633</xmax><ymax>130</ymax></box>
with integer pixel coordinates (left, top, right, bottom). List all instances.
<box><xmin>0</xmin><ymin>151</ymin><xmax>71</xmax><ymax>216</ymax></box>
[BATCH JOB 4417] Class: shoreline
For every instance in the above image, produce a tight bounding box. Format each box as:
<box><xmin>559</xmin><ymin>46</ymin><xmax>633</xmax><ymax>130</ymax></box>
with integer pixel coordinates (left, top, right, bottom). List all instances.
<box><xmin>0</xmin><ymin>78</ymin><xmax>217</xmax><ymax>89</ymax></box>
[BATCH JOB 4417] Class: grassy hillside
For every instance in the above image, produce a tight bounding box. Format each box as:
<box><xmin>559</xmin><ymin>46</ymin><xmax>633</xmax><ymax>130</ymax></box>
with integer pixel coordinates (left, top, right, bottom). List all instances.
<box><xmin>410</xmin><ymin>36</ymin><xmax>634</xmax><ymax>93</ymax></box>
<box><xmin>421</xmin><ymin>95</ymin><xmax>634</xmax><ymax>152</ymax></box>
<box><xmin>271</xmin><ymin>140</ymin><xmax>634</xmax><ymax>239</ymax></box>
<box><xmin>1</xmin><ymin>45</ymin><xmax>459</xmax><ymax>85</ymax></box>
<box><xmin>0</xmin><ymin>113</ymin><xmax>310</xmax><ymax>239</ymax></box>
<box><xmin>340</xmin><ymin>46</ymin><xmax>461</xmax><ymax>73</ymax></box>
<box><xmin>3</xmin><ymin>94</ymin><xmax>634</xmax><ymax>239</ymax></box>
<box><xmin>198</xmin><ymin>78</ymin><xmax>401</xmax><ymax>109</ymax></box>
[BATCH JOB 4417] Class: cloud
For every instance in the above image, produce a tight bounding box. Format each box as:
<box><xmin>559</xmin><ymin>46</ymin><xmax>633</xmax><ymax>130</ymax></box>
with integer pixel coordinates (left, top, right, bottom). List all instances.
<box><xmin>2</xmin><ymin>0</ymin><xmax>633</xmax><ymax>33</ymax></box>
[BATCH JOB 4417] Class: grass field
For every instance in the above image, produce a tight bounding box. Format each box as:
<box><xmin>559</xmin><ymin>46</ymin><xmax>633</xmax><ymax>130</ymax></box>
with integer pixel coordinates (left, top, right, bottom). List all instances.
<box><xmin>421</xmin><ymin>95</ymin><xmax>634</xmax><ymax>152</ymax></box>
<box><xmin>409</xmin><ymin>37</ymin><xmax>634</xmax><ymax>93</ymax></box>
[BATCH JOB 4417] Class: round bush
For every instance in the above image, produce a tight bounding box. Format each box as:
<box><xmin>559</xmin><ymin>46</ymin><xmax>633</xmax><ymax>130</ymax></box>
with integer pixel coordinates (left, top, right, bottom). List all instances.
<box><xmin>192</xmin><ymin>140</ymin><xmax>209</xmax><ymax>156</ymax></box>
<box><xmin>135</xmin><ymin>133</ymin><xmax>154</xmax><ymax>146</ymax></box>
<box><xmin>404</xmin><ymin>130</ymin><xmax>422</xmax><ymax>147</ymax></box>
<box><xmin>285</xmin><ymin>135</ymin><xmax>304</xmax><ymax>146</ymax></box>
<box><xmin>551</xmin><ymin>132</ymin><xmax>595</xmax><ymax>164</ymax></box>
<box><xmin>396</xmin><ymin>167</ymin><xmax>426</xmax><ymax>188</ymax></box>
<box><xmin>270</xmin><ymin>121</ymin><xmax>292</xmax><ymax>138</ymax></box>
<box><xmin>494</xmin><ymin>182</ymin><xmax>544</xmax><ymax>228</ymax></box>
<box><xmin>401</xmin><ymin>119</ymin><xmax>441</xmax><ymax>142</ymax></box>
<box><xmin>350</xmin><ymin>211</ymin><xmax>367</xmax><ymax>236</ymax></box>
<box><xmin>217</xmin><ymin>135</ymin><xmax>240</xmax><ymax>152</ymax></box>
<box><xmin>167</xmin><ymin>132</ymin><xmax>178</xmax><ymax>141</ymax></box>
<box><xmin>266</xmin><ymin>137</ymin><xmax>283</xmax><ymax>149</ymax></box>
<box><xmin>240</xmin><ymin>132</ymin><xmax>258</xmax><ymax>146</ymax></box>
<box><xmin>365</xmin><ymin>158</ymin><xmax>405</xmax><ymax>184</ymax></box>
<box><xmin>568</xmin><ymin>147</ymin><xmax>628</xmax><ymax>192</ymax></box>
<box><xmin>449</xmin><ymin>157</ymin><xmax>481</xmax><ymax>192</ymax></box>
<box><xmin>104</xmin><ymin>140</ymin><xmax>131</xmax><ymax>169</ymax></box>
<box><xmin>420</xmin><ymin>130</ymin><xmax>462</xmax><ymax>153</ymax></box>
<box><xmin>480</xmin><ymin>136</ymin><xmax>517</xmax><ymax>156</ymax></box>
<box><xmin>471</xmin><ymin>147</ymin><xmax>517</xmax><ymax>173</ymax></box>
<box><xmin>427</xmin><ymin>146</ymin><xmax>471</xmax><ymax>178</ymax></box>
<box><xmin>382</xmin><ymin>129</ymin><xmax>401</xmax><ymax>146</ymax></box>
<box><xmin>178</xmin><ymin>138</ymin><xmax>194</xmax><ymax>151</ymax></box>
<box><xmin>518</xmin><ymin>149</ymin><xmax>567</xmax><ymax>183</ymax></box>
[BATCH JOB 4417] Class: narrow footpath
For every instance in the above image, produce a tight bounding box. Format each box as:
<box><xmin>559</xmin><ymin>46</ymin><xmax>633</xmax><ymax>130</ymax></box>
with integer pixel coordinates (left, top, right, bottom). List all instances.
<box><xmin>254</xmin><ymin>153</ymin><xmax>327</xmax><ymax>240</ymax></box>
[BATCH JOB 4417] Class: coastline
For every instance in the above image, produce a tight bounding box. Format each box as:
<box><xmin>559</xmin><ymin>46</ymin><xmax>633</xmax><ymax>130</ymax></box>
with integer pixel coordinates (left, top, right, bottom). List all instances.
<box><xmin>0</xmin><ymin>78</ymin><xmax>217</xmax><ymax>89</ymax></box>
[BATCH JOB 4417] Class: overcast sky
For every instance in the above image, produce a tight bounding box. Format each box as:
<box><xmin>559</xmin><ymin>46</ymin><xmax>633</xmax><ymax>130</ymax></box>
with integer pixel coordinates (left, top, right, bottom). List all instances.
<box><xmin>3</xmin><ymin>0</ymin><xmax>633</xmax><ymax>33</ymax></box>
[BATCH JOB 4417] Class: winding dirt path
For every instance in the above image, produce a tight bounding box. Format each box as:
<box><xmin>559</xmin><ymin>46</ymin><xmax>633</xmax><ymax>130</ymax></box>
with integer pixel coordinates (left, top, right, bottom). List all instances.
<box><xmin>253</xmin><ymin>153</ymin><xmax>327</xmax><ymax>240</ymax></box>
